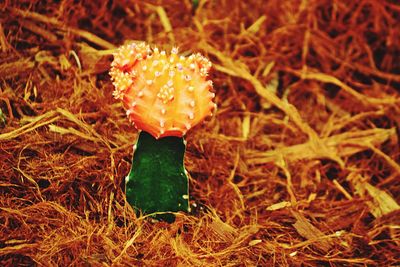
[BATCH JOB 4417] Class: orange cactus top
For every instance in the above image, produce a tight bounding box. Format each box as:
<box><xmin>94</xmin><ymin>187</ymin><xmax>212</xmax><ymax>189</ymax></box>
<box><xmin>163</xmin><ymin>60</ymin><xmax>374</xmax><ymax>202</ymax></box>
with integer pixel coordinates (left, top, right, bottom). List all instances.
<box><xmin>109</xmin><ymin>42</ymin><xmax>216</xmax><ymax>139</ymax></box>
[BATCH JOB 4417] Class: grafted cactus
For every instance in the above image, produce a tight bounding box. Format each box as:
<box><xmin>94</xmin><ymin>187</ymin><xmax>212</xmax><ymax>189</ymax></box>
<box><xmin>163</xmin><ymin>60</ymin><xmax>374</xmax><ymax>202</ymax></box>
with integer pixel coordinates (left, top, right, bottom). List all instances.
<box><xmin>110</xmin><ymin>42</ymin><xmax>215</xmax><ymax>222</ymax></box>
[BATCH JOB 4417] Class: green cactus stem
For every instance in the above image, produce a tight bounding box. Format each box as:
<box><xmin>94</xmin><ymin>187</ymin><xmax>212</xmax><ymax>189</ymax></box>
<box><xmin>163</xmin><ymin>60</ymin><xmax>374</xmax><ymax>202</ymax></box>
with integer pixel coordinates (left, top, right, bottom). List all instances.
<box><xmin>125</xmin><ymin>131</ymin><xmax>189</xmax><ymax>222</ymax></box>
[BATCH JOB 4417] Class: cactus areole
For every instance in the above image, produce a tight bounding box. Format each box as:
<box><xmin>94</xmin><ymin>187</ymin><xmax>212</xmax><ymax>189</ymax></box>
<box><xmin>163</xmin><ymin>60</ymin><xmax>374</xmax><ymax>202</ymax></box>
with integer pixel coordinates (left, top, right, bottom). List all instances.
<box><xmin>110</xmin><ymin>42</ymin><xmax>215</xmax><ymax>222</ymax></box>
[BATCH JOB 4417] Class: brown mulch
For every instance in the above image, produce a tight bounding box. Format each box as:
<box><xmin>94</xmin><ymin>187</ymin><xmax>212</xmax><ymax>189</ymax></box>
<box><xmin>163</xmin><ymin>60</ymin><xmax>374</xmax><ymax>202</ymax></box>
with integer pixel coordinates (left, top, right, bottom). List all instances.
<box><xmin>1</xmin><ymin>0</ymin><xmax>399</xmax><ymax>266</ymax></box>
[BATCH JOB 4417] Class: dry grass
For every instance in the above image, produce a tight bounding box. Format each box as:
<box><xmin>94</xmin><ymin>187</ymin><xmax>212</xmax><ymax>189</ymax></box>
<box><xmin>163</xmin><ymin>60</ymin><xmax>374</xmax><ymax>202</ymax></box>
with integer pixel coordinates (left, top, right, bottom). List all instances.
<box><xmin>1</xmin><ymin>0</ymin><xmax>400</xmax><ymax>266</ymax></box>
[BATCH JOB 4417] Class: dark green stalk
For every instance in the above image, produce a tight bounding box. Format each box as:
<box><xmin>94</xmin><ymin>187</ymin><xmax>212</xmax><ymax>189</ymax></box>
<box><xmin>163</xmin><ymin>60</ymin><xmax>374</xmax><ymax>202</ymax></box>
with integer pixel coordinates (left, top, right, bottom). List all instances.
<box><xmin>125</xmin><ymin>131</ymin><xmax>189</xmax><ymax>222</ymax></box>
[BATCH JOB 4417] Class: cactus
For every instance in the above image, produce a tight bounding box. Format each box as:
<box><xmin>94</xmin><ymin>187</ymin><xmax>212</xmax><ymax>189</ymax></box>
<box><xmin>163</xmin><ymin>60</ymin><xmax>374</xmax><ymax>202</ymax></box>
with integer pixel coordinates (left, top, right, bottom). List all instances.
<box><xmin>125</xmin><ymin>131</ymin><xmax>188</xmax><ymax>222</ymax></box>
<box><xmin>110</xmin><ymin>42</ymin><xmax>215</xmax><ymax>221</ymax></box>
